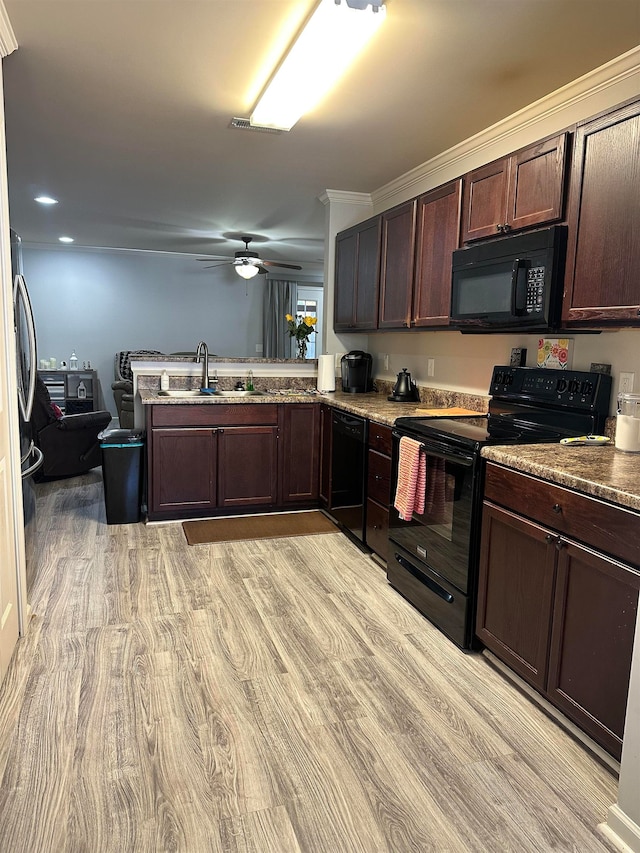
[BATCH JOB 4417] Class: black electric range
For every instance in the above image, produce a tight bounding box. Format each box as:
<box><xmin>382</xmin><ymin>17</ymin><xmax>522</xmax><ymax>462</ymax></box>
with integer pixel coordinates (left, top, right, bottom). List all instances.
<box><xmin>388</xmin><ymin>365</ymin><xmax>612</xmax><ymax>649</ymax></box>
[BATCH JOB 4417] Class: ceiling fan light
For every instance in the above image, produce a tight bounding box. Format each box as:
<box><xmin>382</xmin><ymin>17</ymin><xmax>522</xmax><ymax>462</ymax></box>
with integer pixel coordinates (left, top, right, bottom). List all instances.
<box><xmin>235</xmin><ymin>263</ymin><xmax>260</xmax><ymax>280</ymax></box>
<box><xmin>250</xmin><ymin>0</ymin><xmax>386</xmax><ymax>131</ymax></box>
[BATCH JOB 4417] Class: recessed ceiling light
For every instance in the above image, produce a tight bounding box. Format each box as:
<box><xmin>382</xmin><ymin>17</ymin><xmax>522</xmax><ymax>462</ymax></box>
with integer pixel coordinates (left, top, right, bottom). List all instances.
<box><xmin>58</xmin><ymin>236</ymin><xmax>74</xmax><ymax>243</ymax></box>
<box><xmin>34</xmin><ymin>196</ymin><xmax>58</xmax><ymax>205</ymax></box>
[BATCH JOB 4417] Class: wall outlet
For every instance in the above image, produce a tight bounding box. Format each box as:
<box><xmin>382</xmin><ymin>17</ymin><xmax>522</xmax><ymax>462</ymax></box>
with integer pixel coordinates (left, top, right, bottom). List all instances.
<box><xmin>255</xmin><ymin>343</ymin><xmax>263</xmax><ymax>353</ymax></box>
<box><xmin>427</xmin><ymin>358</ymin><xmax>435</xmax><ymax>377</ymax></box>
<box><xmin>619</xmin><ymin>371</ymin><xmax>635</xmax><ymax>393</ymax></box>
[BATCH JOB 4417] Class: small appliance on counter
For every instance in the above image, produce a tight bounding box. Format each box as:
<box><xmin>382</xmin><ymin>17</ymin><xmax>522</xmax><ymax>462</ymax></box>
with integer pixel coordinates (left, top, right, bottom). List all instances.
<box><xmin>388</xmin><ymin>368</ymin><xmax>420</xmax><ymax>402</ymax></box>
<box><xmin>341</xmin><ymin>351</ymin><xmax>373</xmax><ymax>393</ymax></box>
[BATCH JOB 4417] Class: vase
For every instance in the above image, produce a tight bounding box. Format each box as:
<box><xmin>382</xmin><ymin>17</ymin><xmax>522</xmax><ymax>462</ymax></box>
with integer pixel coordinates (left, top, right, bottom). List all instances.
<box><xmin>297</xmin><ymin>339</ymin><xmax>307</xmax><ymax>360</ymax></box>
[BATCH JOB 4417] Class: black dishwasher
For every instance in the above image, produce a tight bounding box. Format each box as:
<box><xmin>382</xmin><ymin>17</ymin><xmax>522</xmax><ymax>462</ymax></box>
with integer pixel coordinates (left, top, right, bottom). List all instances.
<box><xmin>330</xmin><ymin>409</ymin><xmax>367</xmax><ymax>543</ymax></box>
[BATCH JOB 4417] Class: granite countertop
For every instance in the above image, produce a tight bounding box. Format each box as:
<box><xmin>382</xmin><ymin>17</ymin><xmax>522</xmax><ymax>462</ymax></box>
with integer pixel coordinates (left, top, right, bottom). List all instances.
<box><xmin>140</xmin><ymin>388</ymin><xmax>440</xmax><ymax>426</ymax></box>
<box><xmin>482</xmin><ymin>443</ymin><xmax>640</xmax><ymax>513</ymax></box>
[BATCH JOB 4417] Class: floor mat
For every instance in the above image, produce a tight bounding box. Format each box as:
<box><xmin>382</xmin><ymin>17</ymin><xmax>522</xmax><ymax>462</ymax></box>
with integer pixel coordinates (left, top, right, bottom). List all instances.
<box><xmin>183</xmin><ymin>510</ymin><xmax>340</xmax><ymax>545</ymax></box>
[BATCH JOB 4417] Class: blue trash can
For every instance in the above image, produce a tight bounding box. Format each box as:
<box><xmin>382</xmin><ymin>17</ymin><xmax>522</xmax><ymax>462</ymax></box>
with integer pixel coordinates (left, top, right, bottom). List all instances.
<box><xmin>99</xmin><ymin>429</ymin><xmax>145</xmax><ymax>524</ymax></box>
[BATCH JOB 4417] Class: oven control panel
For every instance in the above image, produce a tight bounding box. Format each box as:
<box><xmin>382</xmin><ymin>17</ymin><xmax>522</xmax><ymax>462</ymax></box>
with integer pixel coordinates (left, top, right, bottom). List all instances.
<box><xmin>490</xmin><ymin>366</ymin><xmax>611</xmax><ymax>412</ymax></box>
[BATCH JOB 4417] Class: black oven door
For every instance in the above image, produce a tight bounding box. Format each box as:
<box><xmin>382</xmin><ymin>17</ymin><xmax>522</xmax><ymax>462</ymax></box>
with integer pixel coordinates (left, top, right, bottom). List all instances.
<box><xmin>388</xmin><ymin>436</ymin><xmax>476</xmax><ymax>594</ymax></box>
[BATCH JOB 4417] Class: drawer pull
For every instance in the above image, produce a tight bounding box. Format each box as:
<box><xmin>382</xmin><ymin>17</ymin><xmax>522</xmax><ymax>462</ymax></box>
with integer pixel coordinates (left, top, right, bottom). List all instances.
<box><xmin>552</xmin><ymin>503</ymin><xmax>562</xmax><ymax>514</ymax></box>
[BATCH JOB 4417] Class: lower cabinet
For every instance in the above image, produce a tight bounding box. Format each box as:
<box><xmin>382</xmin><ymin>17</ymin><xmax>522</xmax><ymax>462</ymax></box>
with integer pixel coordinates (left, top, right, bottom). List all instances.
<box><xmin>279</xmin><ymin>403</ymin><xmax>319</xmax><ymax>505</ymax></box>
<box><xmin>477</xmin><ymin>463</ymin><xmax>640</xmax><ymax>759</ymax></box>
<box><xmin>147</xmin><ymin>403</ymin><xmax>318</xmax><ymax>520</ymax></box>
<box><xmin>365</xmin><ymin>422</ymin><xmax>393</xmax><ymax>560</ymax></box>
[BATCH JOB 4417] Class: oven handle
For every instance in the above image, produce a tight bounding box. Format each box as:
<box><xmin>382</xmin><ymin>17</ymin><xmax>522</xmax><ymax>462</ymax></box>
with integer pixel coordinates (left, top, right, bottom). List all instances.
<box><xmin>394</xmin><ymin>553</ymin><xmax>455</xmax><ymax>603</ymax></box>
<box><xmin>392</xmin><ymin>431</ymin><xmax>475</xmax><ymax>466</ymax></box>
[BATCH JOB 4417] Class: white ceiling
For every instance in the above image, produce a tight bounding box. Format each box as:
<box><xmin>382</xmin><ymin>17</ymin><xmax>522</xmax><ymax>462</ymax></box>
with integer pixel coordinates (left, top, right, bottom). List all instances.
<box><xmin>3</xmin><ymin>0</ymin><xmax>639</xmax><ymax>272</ymax></box>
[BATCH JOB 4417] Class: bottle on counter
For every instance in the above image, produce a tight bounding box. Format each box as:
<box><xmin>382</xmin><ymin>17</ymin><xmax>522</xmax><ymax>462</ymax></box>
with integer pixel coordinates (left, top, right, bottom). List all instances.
<box><xmin>70</xmin><ymin>351</ymin><xmax>78</xmax><ymax>370</ymax></box>
<box><xmin>246</xmin><ymin>369</ymin><xmax>254</xmax><ymax>391</ymax></box>
<box><xmin>161</xmin><ymin>370</ymin><xmax>170</xmax><ymax>391</ymax></box>
<box><xmin>77</xmin><ymin>381</ymin><xmax>87</xmax><ymax>399</ymax></box>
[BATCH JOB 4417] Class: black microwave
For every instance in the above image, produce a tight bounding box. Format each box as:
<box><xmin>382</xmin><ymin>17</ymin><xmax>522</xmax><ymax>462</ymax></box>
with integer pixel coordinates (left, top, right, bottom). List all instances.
<box><xmin>450</xmin><ymin>225</ymin><xmax>567</xmax><ymax>332</ymax></box>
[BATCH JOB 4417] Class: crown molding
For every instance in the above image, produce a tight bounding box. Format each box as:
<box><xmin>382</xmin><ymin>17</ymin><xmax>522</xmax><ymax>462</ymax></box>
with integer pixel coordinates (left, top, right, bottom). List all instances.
<box><xmin>319</xmin><ymin>189</ymin><xmax>373</xmax><ymax>207</ymax></box>
<box><xmin>0</xmin><ymin>2</ymin><xmax>18</xmax><ymax>57</ymax></box>
<box><xmin>373</xmin><ymin>46</ymin><xmax>640</xmax><ymax>209</ymax></box>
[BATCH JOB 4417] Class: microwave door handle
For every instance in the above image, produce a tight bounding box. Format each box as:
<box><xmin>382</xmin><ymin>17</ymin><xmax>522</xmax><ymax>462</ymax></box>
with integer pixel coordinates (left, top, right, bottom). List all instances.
<box><xmin>511</xmin><ymin>259</ymin><xmax>529</xmax><ymax>316</ymax></box>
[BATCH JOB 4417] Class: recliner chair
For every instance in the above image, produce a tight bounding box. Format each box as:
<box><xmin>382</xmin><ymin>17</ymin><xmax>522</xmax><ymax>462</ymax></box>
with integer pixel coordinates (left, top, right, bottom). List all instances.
<box><xmin>32</xmin><ymin>377</ymin><xmax>112</xmax><ymax>480</ymax></box>
<box><xmin>112</xmin><ymin>350</ymin><xmax>164</xmax><ymax>428</ymax></box>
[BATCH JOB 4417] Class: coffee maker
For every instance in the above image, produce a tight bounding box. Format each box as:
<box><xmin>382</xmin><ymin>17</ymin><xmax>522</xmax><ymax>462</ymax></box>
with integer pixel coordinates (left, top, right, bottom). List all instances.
<box><xmin>341</xmin><ymin>351</ymin><xmax>373</xmax><ymax>393</ymax></box>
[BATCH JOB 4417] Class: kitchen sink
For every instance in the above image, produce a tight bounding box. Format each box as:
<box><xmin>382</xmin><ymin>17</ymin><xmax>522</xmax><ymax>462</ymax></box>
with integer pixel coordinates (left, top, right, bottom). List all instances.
<box><xmin>158</xmin><ymin>389</ymin><xmax>206</xmax><ymax>397</ymax></box>
<box><xmin>211</xmin><ymin>390</ymin><xmax>267</xmax><ymax>397</ymax></box>
<box><xmin>157</xmin><ymin>389</ymin><xmax>267</xmax><ymax>398</ymax></box>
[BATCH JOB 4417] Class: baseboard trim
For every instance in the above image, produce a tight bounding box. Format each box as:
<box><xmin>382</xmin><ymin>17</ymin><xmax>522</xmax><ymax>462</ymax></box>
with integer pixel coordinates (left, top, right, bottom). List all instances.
<box><xmin>599</xmin><ymin>805</ymin><xmax>640</xmax><ymax>853</ymax></box>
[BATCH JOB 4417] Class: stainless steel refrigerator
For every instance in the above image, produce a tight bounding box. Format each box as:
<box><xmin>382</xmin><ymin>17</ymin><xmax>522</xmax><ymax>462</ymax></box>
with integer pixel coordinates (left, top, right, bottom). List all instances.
<box><xmin>11</xmin><ymin>228</ymin><xmax>43</xmax><ymax>595</ymax></box>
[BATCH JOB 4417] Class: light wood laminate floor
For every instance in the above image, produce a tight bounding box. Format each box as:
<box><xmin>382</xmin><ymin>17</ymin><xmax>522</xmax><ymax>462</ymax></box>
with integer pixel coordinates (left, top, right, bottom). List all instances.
<box><xmin>0</xmin><ymin>471</ymin><xmax>618</xmax><ymax>852</ymax></box>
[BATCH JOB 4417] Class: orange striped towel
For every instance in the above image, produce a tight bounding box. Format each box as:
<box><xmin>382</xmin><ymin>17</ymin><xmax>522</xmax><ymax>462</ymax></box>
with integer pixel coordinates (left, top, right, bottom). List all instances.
<box><xmin>394</xmin><ymin>436</ymin><xmax>426</xmax><ymax>521</ymax></box>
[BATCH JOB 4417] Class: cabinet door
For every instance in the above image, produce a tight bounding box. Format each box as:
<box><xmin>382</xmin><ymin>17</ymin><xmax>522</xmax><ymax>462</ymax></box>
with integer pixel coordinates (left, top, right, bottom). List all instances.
<box><xmin>365</xmin><ymin>498</ymin><xmax>389</xmax><ymax>561</ymax></box>
<box><xmin>334</xmin><ymin>229</ymin><xmax>357</xmax><ymax>330</ymax></box>
<box><xmin>506</xmin><ymin>133</ymin><xmax>567</xmax><ymax>232</ymax></box>
<box><xmin>547</xmin><ymin>541</ymin><xmax>640</xmax><ymax>760</ymax></box>
<box><xmin>280</xmin><ymin>404</ymin><xmax>319</xmax><ymax>504</ymax></box>
<box><xmin>150</xmin><ymin>428</ymin><xmax>216</xmax><ymax>515</ymax></box>
<box><xmin>334</xmin><ymin>217</ymin><xmax>381</xmax><ymax>332</ymax></box>
<box><xmin>353</xmin><ymin>218</ymin><xmax>381</xmax><ymax>330</ymax></box>
<box><xmin>319</xmin><ymin>403</ymin><xmax>332</xmax><ymax>508</ymax></box>
<box><xmin>217</xmin><ymin>426</ymin><xmax>278</xmax><ymax>508</ymax></box>
<box><xmin>461</xmin><ymin>158</ymin><xmax>509</xmax><ymax>242</ymax></box>
<box><xmin>413</xmin><ymin>180</ymin><xmax>461</xmax><ymax>327</ymax></box>
<box><xmin>378</xmin><ymin>200</ymin><xmax>417</xmax><ymax>329</ymax></box>
<box><xmin>476</xmin><ymin>503</ymin><xmax>557</xmax><ymax>690</ymax></box>
<box><xmin>563</xmin><ymin>99</ymin><xmax>640</xmax><ymax>325</ymax></box>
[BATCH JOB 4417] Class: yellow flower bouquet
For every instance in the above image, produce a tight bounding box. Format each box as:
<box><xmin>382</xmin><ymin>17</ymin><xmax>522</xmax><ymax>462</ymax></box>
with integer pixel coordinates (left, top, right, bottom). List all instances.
<box><xmin>286</xmin><ymin>313</ymin><xmax>317</xmax><ymax>359</ymax></box>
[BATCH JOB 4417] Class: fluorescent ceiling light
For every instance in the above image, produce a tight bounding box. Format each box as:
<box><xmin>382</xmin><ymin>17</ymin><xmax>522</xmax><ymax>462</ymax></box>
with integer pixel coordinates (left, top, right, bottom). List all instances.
<box><xmin>35</xmin><ymin>195</ymin><xmax>58</xmax><ymax>205</ymax></box>
<box><xmin>235</xmin><ymin>263</ymin><xmax>260</xmax><ymax>280</ymax></box>
<box><xmin>251</xmin><ymin>0</ymin><xmax>386</xmax><ymax>131</ymax></box>
<box><xmin>58</xmin><ymin>236</ymin><xmax>74</xmax><ymax>243</ymax></box>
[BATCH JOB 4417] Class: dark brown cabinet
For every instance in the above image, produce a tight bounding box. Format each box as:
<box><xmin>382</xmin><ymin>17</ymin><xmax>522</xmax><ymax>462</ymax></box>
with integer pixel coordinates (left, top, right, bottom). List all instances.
<box><xmin>279</xmin><ymin>404</ymin><xmax>319</xmax><ymax>505</ymax></box>
<box><xmin>365</xmin><ymin>422</ymin><xmax>393</xmax><ymax>560</ymax></box>
<box><xmin>378</xmin><ymin>200</ymin><xmax>417</xmax><ymax>329</ymax></box>
<box><xmin>150</xmin><ymin>427</ymin><xmax>218</xmax><ymax>515</ymax></box>
<box><xmin>334</xmin><ymin>216</ymin><xmax>381</xmax><ymax>331</ymax></box>
<box><xmin>318</xmin><ymin>403</ymin><xmax>332</xmax><ymax>508</ymax></box>
<box><xmin>563</xmin><ymin>98</ymin><xmax>640</xmax><ymax>325</ymax></box>
<box><xmin>147</xmin><ymin>404</ymin><xmax>280</xmax><ymax>520</ymax></box>
<box><xmin>218</xmin><ymin>426</ymin><xmax>278</xmax><ymax>508</ymax></box>
<box><xmin>412</xmin><ymin>180</ymin><xmax>462</xmax><ymax>327</ymax></box>
<box><xmin>478</xmin><ymin>463</ymin><xmax>640</xmax><ymax>759</ymax></box>
<box><xmin>461</xmin><ymin>133</ymin><xmax>568</xmax><ymax>242</ymax></box>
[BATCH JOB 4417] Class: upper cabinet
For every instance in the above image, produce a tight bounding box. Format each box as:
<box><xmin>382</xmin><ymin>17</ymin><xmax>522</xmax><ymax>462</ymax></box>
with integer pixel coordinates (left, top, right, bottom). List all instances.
<box><xmin>412</xmin><ymin>180</ymin><xmax>462</xmax><ymax>327</ymax></box>
<box><xmin>378</xmin><ymin>200</ymin><xmax>417</xmax><ymax>329</ymax></box>
<box><xmin>562</xmin><ymin>99</ymin><xmax>640</xmax><ymax>326</ymax></box>
<box><xmin>461</xmin><ymin>133</ymin><xmax>568</xmax><ymax>242</ymax></box>
<box><xmin>334</xmin><ymin>216</ymin><xmax>381</xmax><ymax>331</ymax></box>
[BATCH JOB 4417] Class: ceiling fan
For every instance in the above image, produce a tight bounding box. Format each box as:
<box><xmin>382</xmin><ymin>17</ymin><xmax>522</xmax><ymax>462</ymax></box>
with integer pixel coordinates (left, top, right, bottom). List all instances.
<box><xmin>197</xmin><ymin>236</ymin><xmax>302</xmax><ymax>280</ymax></box>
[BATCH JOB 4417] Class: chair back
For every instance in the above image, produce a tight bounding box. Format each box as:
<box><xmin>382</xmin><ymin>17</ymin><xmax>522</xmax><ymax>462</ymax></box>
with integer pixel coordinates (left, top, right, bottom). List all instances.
<box><xmin>114</xmin><ymin>350</ymin><xmax>164</xmax><ymax>382</ymax></box>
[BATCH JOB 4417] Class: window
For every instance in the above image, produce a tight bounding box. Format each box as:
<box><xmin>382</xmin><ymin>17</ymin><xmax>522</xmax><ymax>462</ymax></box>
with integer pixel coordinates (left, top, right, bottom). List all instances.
<box><xmin>293</xmin><ymin>285</ymin><xmax>324</xmax><ymax>359</ymax></box>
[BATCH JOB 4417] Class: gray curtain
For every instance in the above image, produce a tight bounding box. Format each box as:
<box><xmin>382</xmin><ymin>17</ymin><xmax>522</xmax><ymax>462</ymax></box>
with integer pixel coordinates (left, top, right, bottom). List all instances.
<box><xmin>263</xmin><ymin>279</ymin><xmax>295</xmax><ymax>358</ymax></box>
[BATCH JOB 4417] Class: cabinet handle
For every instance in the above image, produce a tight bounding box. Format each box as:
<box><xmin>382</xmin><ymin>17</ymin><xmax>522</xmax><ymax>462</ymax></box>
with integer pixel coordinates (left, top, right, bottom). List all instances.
<box><xmin>218</xmin><ymin>428</ymin><xmax>224</xmax><ymax>434</ymax></box>
<box><xmin>552</xmin><ymin>503</ymin><xmax>562</xmax><ymax>514</ymax></box>
<box><xmin>545</xmin><ymin>534</ymin><xmax>555</xmax><ymax>544</ymax></box>
<box><xmin>555</xmin><ymin>538</ymin><xmax>566</xmax><ymax>551</ymax></box>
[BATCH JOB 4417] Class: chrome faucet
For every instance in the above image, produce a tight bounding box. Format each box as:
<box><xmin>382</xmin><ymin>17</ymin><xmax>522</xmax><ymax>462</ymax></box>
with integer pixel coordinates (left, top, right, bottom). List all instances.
<box><xmin>195</xmin><ymin>341</ymin><xmax>209</xmax><ymax>389</ymax></box>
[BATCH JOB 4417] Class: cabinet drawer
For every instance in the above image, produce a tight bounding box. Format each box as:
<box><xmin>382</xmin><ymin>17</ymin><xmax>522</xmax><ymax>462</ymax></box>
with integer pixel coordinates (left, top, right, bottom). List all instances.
<box><xmin>368</xmin><ymin>449</ymin><xmax>392</xmax><ymax>505</ymax></box>
<box><xmin>366</xmin><ymin>498</ymin><xmax>389</xmax><ymax>560</ymax></box>
<box><xmin>368</xmin><ymin>421</ymin><xmax>393</xmax><ymax>456</ymax></box>
<box><xmin>150</xmin><ymin>403</ymin><xmax>279</xmax><ymax>427</ymax></box>
<box><xmin>485</xmin><ymin>463</ymin><xmax>640</xmax><ymax>567</ymax></box>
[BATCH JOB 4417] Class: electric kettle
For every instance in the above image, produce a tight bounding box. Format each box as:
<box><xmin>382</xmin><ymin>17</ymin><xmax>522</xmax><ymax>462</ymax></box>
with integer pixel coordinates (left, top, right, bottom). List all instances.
<box><xmin>388</xmin><ymin>368</ymin><xmax>419</xmax><ymax>402</ymax></box>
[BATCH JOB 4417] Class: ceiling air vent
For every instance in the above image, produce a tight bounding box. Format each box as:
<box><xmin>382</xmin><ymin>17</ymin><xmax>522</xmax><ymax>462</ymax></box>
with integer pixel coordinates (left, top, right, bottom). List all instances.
<box><xmin>229</xmin><ymin>117</ymin><xmax>282</xmax><ymax>135</ymax></box>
